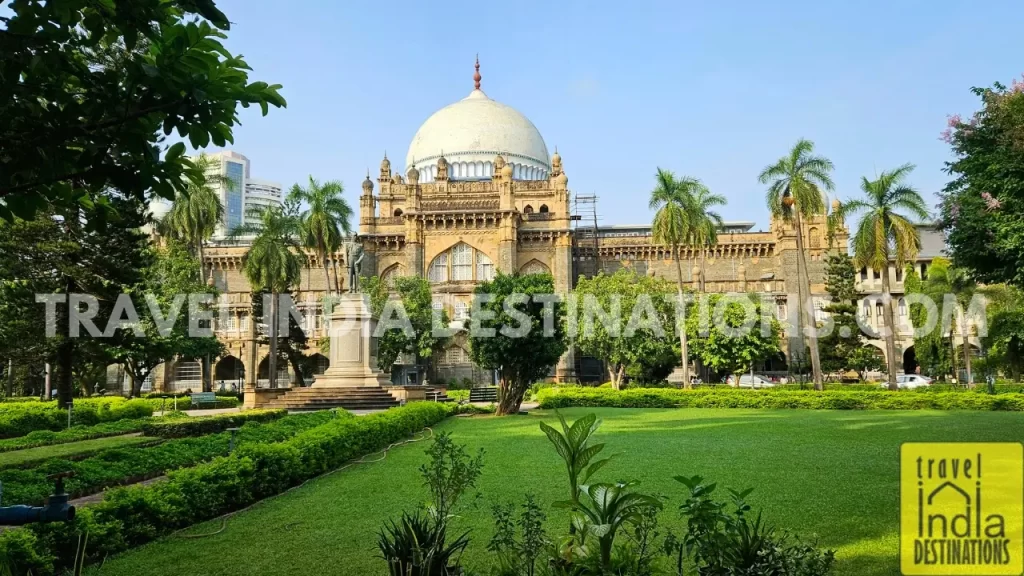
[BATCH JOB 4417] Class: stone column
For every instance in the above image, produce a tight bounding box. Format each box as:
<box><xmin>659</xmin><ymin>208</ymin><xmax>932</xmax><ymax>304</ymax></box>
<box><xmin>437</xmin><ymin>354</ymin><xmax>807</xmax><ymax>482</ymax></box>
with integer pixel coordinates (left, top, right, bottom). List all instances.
<box><xmin>553</xmin><ymin>233</ymin><xmax>576</xmax><ymax>382</ymax></box>
<box><xmin>313</xmin><ymin>293</ymin><xmax>391</xmax><ymax>388</ymax></box>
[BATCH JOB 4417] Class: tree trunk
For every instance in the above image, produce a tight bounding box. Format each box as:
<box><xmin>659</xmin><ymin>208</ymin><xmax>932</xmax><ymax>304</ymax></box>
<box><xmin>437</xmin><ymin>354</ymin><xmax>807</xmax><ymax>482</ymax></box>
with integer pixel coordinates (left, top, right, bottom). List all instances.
<box><xmin>792</xmin><ymin>211</ymin><xmax>824</xmax><ymax>390</ymax></box>
<box><xmin>323</xmin><ymin>252</ymin><xmax>333</xmax><ymax>296</ymax></box>
<box><xmin>6</xmin><ymin>358</ymin><xmax>13</xmax><ymax>398</ymax></box>
<box><xmin>269</xmin><ymin>291</ymin><xmax>279</xmax><ymax>389</ymax></box>
<box><xmin>201</xmin><ymin>356</ymin><xmax>212</xmax><ymax>393</ymax></box>
<box><xmin>57</xmin><ymin>339</ymin><xmax>73</xmax><ymax>407</ymax></box>
<box><xmin>880</xmin><ymin>268</ymin><xmax>899</xmax><ymax>390</ymax></box>
<box><xmin>198</xmin><ymin>240</ymin><xmax>207</xmax><ymax>285</ymax></box>
<box><xmin>700</xmin><ymin>245</ymin><xmax>707</xmax><ymax>293</ymax></box>
<box><xmin>495</xmin><ymin>372</ymin><xmax>525</xmax><ymax>415</ymax></box>
<box><xmin>672</xmin><ymin>246</ymin><xmax>691</xmax><ymax>389</ymax></box>
<box><xmin>332</xmin><ymin>258</ymin><xmax>342</xmax><ymax>293</ymax></box>
<box><xmin>44</xmin><ymin>363</ymin><xmax>51</xmax><ymax>400</ymax></box>
<box><xmin>962</xmin><ymin>317</ymin><xmax>973</xmax><ymax>387</ymax></box>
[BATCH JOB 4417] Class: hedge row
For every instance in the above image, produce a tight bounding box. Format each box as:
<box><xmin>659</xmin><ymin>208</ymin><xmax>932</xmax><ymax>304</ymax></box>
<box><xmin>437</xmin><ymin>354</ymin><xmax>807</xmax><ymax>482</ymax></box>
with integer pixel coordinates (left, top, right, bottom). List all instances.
<box><xmin>0</xmin><ymin>398</ymin><xmax>154</xmax><ymax>439</ymax></box>
<box><xmin>0</xmin><ymin>418</ymin><xmax>154</xmax><ymax>454</ymax></box>
<box><xmin>0</xmin><ymin>402</ymin><xmax>455</xmax><ymax>574</ymax></box>
<box><xmin>0</xmin><ymin>410</ymin><xmax>340</xmax><ymax>505</ymax></box>
<box><xmin>535</xmin><ymin>387</ymin><xmax>1024</xmax><ymax>411</ymax></box>
<box><xmin>141</xmin><ymin>409</ymin><xmax>286</xmax><ymax>438</ymax></box>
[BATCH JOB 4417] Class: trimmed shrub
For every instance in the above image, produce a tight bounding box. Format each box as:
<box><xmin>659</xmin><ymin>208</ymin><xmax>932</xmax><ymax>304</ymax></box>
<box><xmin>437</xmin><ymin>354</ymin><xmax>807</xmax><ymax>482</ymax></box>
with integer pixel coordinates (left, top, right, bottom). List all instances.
<box><xmin>0</xmin><ymin>417</ymin><xmax>162</xmax><ymax>453</ymax></box>
<box><xmin>137</xmin><ymin>395</ymin><xmax>240</xmax><ymax>411</ymax></box>
<box><xmin>0</xmin><ymin>403</ymin><xmax>454</xmax><ymax>575</ymax></box>
<box><xmin>140</xmin><ymin>409</ymin><xmax>286</xmax><ymax>438</ymax></box>
<box><xmin>0</xmin><ymin>398</ymin><xmax>154</xmax><ymax>439</ymax></box>
<box><xmin>0</xmin><ymin>410</ymin><xmax>337</xmax><ymax>506</ymax></box>
<box><xmin>535</xmin><ymin>387</ymin><xmax>1024</xmax><ymax>411</ymax></box>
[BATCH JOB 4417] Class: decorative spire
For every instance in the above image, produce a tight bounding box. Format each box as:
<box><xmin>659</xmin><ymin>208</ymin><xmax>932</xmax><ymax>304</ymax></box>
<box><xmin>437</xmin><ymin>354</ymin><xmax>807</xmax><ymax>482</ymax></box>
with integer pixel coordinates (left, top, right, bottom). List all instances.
<box><xmin>473</xmin><ymin>54</ymin><xmax>481</xmax><ymax>90</ymax></box>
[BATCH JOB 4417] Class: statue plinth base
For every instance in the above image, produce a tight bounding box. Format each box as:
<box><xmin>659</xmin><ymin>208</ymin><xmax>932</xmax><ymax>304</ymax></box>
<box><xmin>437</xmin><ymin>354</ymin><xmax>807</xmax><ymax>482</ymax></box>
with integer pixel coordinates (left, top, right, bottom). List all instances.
<box><xmin>312</xmin><ymin>293</ymin><xmax>391</xmax><ymax>388</ymax></box>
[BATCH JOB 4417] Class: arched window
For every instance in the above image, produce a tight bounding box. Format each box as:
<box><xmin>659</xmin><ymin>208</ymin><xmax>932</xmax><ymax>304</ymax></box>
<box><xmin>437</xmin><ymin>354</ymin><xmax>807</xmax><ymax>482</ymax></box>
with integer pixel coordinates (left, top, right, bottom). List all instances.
<box><xmin>862</xmin><ymin>300</ymin><xmax>872</xmax><ymax>317</ymax></box>
<box><xmin>427</xmin><ymin>243</ymin><xmax>495</xmax><ymax>284</ymax></box>
<box><xmin>520</xmin><ymin>260</ymin><xmax>550</xmax><ymax>275</ymax></box>
<box><xmin>393</xmin><ymin>208</ymin><xmax>403</xmax><ymax>217</ymax></box>
<box><xmin>808</xmin><ymin>227</ymin><xmax>821</xmax><ymax>249</ymax></box>
<box><xmin>539</xmin><ymin>204</ymin><xmax>549</xmax><ymax>213</ymax></box>
<box><xmin>477</xmin><ymin>252</ymin><xmax>494</xmax><ymax>281</ymax></box>
<box><xmin>381</xmin><ymin>264</ymin><xmax>404</xmax><ymax>287</ymax></box>
<box><xmin>523</xmin><ymin>205</ymin><xmax>534</xmax><ymax>214</ymax></box>
<box><xmin>442</xmin><ymin>345</ymin><xmax>470</xmax><ymax>365</ymax></box>
<box><xmin>428</xmin><ymin>252</ymin><xmax>448</xmax><ymax>283</ymax></box>
<box><xmin>898</xmin><ymin>298</ymin><xmax>907</xmax><ymax>317</ymax></box>
<box><xmin>451</xmin><ymin>243</ymin><xmax>473</xmax><ymax>281</ymax></box>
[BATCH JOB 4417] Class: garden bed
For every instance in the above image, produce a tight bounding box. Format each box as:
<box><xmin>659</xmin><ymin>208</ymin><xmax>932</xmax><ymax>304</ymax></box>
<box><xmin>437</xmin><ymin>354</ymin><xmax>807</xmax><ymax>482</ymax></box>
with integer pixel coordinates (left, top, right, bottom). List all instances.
<box><xmin>0</xmin><ymin>402</ymin><xmax>458</xmax><ymax>574</ymax></box>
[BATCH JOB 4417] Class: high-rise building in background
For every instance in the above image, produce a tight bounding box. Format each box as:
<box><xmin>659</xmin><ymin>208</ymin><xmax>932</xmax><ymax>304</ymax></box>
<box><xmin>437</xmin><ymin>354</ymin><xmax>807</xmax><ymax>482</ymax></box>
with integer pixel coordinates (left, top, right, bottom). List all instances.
<box><xmin>199</xmin><ymin>150</ymin><xmax>283</xmax><ymax>237</ymax></box>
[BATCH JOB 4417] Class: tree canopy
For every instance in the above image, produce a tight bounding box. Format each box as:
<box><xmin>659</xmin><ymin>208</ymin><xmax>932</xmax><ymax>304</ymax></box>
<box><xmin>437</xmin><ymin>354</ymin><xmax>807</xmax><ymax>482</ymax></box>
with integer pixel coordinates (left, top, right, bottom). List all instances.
<box><xmin>939</xmin><ymin>77</ymin><xmax>1024</xmax><ymax>287</ymax></box>
<box><xmin>468</xmin><ymin>273</ymin><xmax>567</xmax><ymax>415</ymax></box>
<box><xmin>569</xmin><ymin>269</ymin><xmax>679</xmax><ymax>388</ymax></box>
<box><xmin>1</xmin><ymin>0</ymin><xmax>285</xmax><ymax>224</ymax></box>
<box><xmin>361</xmin><ymin>274</ymin><xmax>450</xmax><ymax>376</ymax></box>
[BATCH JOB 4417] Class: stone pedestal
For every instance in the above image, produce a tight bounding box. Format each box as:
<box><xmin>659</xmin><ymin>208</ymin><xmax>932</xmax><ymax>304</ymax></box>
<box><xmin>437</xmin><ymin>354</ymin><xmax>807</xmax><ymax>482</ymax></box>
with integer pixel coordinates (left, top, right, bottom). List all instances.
<box><xmin>312</xmin><ymin>293</ymin><xmax>391</xmax><ymax>388</ymax></box>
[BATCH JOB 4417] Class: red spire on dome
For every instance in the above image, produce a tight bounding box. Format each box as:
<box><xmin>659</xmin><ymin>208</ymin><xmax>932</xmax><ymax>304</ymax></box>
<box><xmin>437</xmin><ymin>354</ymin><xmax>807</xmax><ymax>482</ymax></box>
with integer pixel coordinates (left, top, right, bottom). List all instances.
<box><xmin>473</xmin><ymin>55</ymin><xmax>481</xmax><ymax>90</ymax></box>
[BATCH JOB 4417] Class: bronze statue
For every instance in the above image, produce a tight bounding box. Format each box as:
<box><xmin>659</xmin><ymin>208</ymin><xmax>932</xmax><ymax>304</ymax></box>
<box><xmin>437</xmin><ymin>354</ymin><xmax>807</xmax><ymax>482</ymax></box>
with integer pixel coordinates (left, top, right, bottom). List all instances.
<box><xmin>347</xmin><ymin>243</ymin><xmax>364</xmax><ymax>293</ymax></box>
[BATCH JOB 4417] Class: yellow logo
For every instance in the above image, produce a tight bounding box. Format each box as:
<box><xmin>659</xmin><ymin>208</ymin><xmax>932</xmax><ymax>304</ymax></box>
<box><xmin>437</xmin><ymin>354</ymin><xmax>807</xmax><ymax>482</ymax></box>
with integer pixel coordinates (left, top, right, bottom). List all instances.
<box><xmin>901</xmin><ymin>442</ymin><xmax>1023</xmax><ymax>575</ymax></box>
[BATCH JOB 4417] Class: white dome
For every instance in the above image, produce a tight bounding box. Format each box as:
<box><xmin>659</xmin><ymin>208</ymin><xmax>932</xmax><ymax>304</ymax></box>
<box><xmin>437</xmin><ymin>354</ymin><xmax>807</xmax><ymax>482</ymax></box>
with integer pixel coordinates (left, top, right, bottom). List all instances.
<box><xmin>406</xmin><ymin>89</ymin><xmax>551</xmax><ymax>182</ymax></box>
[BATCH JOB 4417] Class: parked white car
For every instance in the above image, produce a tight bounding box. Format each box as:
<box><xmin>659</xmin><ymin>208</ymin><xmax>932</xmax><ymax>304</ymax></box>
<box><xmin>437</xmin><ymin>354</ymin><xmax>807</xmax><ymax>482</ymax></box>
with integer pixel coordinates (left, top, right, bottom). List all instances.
<box><xmin>728</xmin><ymin>375</ymin><xmax>776</xmax><ymax>389</ymax></box>
<box><xmin>884</xmin><ymin>374</ymin><xmax>933</xmax><ymax>389</ymax></box>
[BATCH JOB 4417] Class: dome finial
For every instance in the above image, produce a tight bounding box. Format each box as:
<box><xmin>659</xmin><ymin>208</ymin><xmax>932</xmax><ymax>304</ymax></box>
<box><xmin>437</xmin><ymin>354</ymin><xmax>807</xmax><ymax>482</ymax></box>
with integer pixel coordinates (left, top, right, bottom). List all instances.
<box><xmin>473</xmin><ymin>54</ymin><xmax>481</xmax><ymax>90</ymax></box>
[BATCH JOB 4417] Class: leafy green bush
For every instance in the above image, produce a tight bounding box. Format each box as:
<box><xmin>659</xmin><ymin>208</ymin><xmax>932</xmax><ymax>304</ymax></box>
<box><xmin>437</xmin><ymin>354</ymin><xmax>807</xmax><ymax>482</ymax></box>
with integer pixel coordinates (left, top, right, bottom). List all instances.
<box><xmin>445</xmin><ymin>389</ymin><xmax>470</xmax><ymax>402</ymax></box>
<box><xmin>0</xmin><ymin>410</ymin><xmax>337</xmax><ymax>505</ymax></box>
<box><xmin>0</xmin><ymin>398</ymin><xmax>154</xmax><ymax>439</ymax></box>
<box><xmin>0</xmin><ymin>403</ymin><xmax>454</xmax><ymax>574</ymax></box>
<box><xmin>535</xmin><ymin>387</ymin><xmax>1024</xmax><ymax>411</ymax></box>
<box><xmin>140</xmin><ymin>409</ymin><xmax>286</xmax><ymax>438</ymax></box>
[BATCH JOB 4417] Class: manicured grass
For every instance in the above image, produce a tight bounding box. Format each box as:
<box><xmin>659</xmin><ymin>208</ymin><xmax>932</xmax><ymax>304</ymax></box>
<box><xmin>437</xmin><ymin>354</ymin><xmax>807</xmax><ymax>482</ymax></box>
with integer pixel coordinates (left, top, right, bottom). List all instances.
<box><xmin>90</xmin><ymin>408</ymin><xmax>1024</xmax><ymax>576</ymax></box>
<box><xmin>0</xmin><ymin>434</ymin><xmax>154</xmax><ymax>469</ymax></box>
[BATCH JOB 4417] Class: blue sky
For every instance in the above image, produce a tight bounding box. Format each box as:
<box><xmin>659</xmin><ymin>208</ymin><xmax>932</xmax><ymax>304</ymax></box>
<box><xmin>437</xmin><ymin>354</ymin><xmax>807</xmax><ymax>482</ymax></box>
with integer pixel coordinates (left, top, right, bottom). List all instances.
<box><xmin>200</xmin><ymin>0</ymin><xmax>1022</xmax><ymax>229</ymax></box>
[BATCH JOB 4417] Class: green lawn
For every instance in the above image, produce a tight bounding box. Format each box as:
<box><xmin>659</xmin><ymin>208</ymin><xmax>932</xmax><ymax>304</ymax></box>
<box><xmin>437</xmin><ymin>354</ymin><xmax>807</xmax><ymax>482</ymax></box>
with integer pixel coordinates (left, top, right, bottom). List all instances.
<box><xmin>90</xmin><ymin>408</ymin><xmax>1024</xmax><ymax>576</ymax></box>
<box><xmin>0</xmin><ymin>434</ymin><xmax>154</xmax><ymax>469</ymax></box>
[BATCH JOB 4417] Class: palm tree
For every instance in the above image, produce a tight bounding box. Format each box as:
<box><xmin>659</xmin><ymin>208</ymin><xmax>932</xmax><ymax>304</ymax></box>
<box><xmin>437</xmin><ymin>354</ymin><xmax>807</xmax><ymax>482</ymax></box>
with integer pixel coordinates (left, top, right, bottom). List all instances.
<box><xmin>650</xmin><ymin>169</ymin><xmax>712</xmax><ymax>389</ymax></box>
<box><xmin>288</xmin><ymin>177</ymin><xmax>353</xmax><ymax>295</ymax></box>
<box><xmin>229</xmin><ymin>205</ymin><xmax>303</xmax><ymax>389</ymax></box>
<box><xmin>760</xmin><ymin>139</ymin><xmax>834</xmax><ymax>391</ymax></box>
<box><xmin>160</xmin><ymin>154</ymin><xmax>227</xmax><ymax>284</ymax></box>
<box><xmin>832</xmin><ymin>164</ymin><xmax>929</xmax><ymax>390</ymax></box>
<box><xmin>920</xmin><ymin>266</ymin><xmax>1007</xmax><ymax>386</ymax></box>
<box><xmin>687</xmin><ymin>186</ymin><xmax>727</xmax><ymax>292</ymax></box>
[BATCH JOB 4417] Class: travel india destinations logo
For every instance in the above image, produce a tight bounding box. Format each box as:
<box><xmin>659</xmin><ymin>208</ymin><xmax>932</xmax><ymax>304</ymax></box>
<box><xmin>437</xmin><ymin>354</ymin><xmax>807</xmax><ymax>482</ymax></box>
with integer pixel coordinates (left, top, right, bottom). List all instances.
<box><xmin>900</xmin><ymin>442</ymin><xmax>1024</xmax><ymax>575</ymax></box>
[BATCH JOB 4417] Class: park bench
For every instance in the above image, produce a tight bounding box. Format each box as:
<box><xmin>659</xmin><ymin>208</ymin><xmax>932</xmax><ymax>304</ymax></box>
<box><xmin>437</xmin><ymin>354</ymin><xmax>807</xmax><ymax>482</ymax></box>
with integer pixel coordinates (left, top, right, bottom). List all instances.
<box><xmin>189</xmin><ymin>392</ymin><xmax>217</xmax><ymax>408</ymax></box>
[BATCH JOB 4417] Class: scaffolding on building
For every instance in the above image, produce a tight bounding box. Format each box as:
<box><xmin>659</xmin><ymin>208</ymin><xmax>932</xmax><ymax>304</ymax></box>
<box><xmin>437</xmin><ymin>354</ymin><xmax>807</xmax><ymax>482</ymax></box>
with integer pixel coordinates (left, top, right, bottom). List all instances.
<box><xmin>571</xmin><ymin>193</ymin><xmax>601</xmax><ymax>280</ymax></box>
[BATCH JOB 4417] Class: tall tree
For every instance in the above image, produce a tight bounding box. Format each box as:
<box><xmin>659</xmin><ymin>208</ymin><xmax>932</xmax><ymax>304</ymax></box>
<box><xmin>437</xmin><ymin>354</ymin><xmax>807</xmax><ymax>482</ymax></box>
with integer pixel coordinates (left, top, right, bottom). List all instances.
<box><xmin>905</xmin><ymin>261</ymin><xmax>953</xmax><ymax>380</ymax></box>
<box><xmin>289</xmin><ymin>177</ymin><xmax>353</xmax><ymax>294</ymax></box>
<box><xmin>686</xmin><ymin>293</ymin><xmax>782</xmax><ymax>385</ymax></box>
<box><xmin>0</xmin><ymin>0</ymin><xmax>285</xmax><ymax>225</ymax></box>
<box><xmin>649</xmin><ymin>169</ymin><xmax>701</xmax><ymax>388</ymax></box>
<box><xmin>818</xmin><ymin>251</ymin><xmax>884</xmax><ymax>378</ymax></box>
<box><xmin>760</xmin><ymin>139</ymin><xmax>834</xmax><ymax>390</ymax></box>
<box><xmin>918</xmin><ymin>264</ymin><xmax>1008</xmax><ymax>386</ymax></box>
<box><xmin>569</xmin><ymin>269</ymin><xmax>678</xmax><ymax>389</ymax></box>
<box><xmin>360</xmin><ymin>275</ymin><xmax>450</xmax><ymax>377</ymax></box>
<box><xmin>688</xmin><ymin>186</ymin><xmax>727</xmax><ymax>292</ymax></box>
<box><xmin>108</xmin><ymin>239</ymin><xmax>224</xmax><ymax>396</ymax></box>
<box><xmin>230</xmin><ymin>202</ymin><xmax>303</xmax><ymax>388</ymax></box>
<box><xmin>833</xmin><ymin>164</ymin><xmax>929</xmax><ymax>389</ymax></box>
<box><xmin>468</xmin><ymin>273</ymin><xmax>567</xmax><ymax>415</ymax></box>
<box><xmin>159</xmin><ymin>154</ymin><xmax>227</xmax><ymax>284</ymax></box>
<box><xmin>939</xmin><ymin>77</ymin><xmax>1024</xmax><ymax>287</ymax></box>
